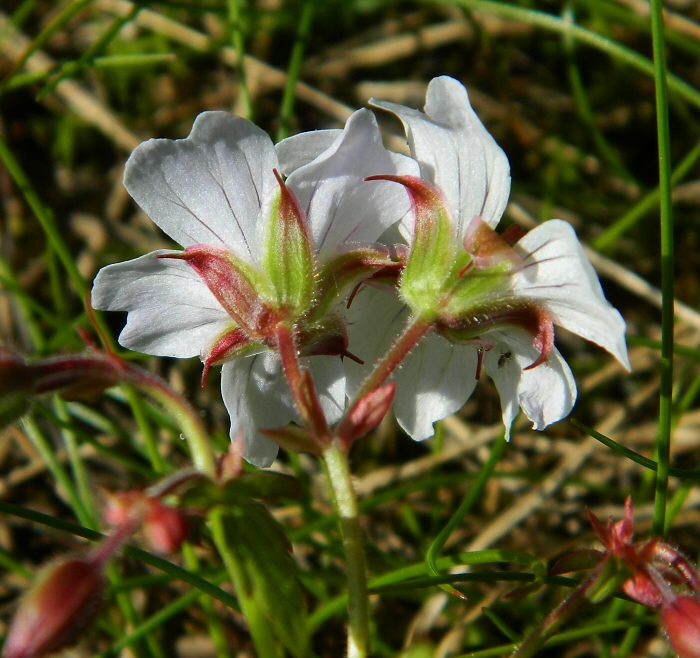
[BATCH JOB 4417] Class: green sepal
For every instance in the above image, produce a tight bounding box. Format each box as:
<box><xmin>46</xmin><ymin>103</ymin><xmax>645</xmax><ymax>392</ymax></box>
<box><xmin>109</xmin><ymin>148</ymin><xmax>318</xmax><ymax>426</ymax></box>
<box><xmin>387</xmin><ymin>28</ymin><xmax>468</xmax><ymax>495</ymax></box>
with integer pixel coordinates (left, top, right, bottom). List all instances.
<box><xmin>311</xmin><ymin>245</ymin><xmax>395</xmax><ymax>321</ymax></box>
<box><xmin>441</xmin><ymin>258</ymin><xmax>512</xmax><ymax>321</ymax></box>
<box><xmin>219</xmin><ymin>501</ymin><xmax>310</xmax><ymax>658</ymax></box>
<box><xmin>263</xmin><ymin>172</ymin><xmax>314</xmax><ymax>316</ymax></box>
<box><xmin>392</xmin><ymin>176</ymin><xmax>462</xmax><ymax>319</ymax></box>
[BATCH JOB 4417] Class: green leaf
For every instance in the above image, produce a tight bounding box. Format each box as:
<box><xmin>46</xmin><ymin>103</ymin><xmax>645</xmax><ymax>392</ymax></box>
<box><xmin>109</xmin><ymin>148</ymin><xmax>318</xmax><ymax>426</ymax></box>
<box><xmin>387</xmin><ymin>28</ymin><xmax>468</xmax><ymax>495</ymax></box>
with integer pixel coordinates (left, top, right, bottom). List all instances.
<box><xmin>221</xmin><ymin>502</ymin><xmax>310</xmax><ymax>658</ymax></box>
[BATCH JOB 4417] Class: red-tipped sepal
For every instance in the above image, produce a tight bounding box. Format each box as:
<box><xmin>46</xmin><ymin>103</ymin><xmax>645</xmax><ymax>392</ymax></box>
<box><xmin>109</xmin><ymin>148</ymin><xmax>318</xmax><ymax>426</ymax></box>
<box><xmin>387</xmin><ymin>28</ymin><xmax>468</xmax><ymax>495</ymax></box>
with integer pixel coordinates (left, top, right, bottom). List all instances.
<box><xmin>439</xmin><ymin>303</ymin><xmax>555</xmax><ymax>370</ymax></box>
<box><xmin>201</xmin><ymin>327</ymin><xmax>263</xmax><ymax>385</ymax></box>
<box><xmin>159</xmin><ymin>246</ymin><xmax>270</xmax><ymax>335</ymax></box>
<box><xmin>263</xmin><ymin>171</ymin><xmax>314</xmax><ymax>315</ymax></box>
<box><xmin>462</xmin><ymin>215</ymin><xmax>524</xmax><ymax>273</ymax></box>
<box><xmin>367</xmin><ymin>175</ymin><xmax>463</xmax><ymax>319</ymax></box>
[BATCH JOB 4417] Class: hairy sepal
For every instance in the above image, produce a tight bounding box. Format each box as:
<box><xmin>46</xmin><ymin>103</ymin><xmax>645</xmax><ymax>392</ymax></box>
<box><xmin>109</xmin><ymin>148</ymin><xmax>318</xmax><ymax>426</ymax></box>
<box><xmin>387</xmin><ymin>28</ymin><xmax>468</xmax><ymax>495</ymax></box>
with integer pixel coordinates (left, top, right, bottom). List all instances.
<box><xmin>367</xmin><ymin>175</ymin><xmax>461</xmax><ymax>319</ymax></box>
<box><xmin>263</xmin><ymin>171</ymin><xmax>314</xmax><ymax>316</ymax></box>
<box><xmin>159</xmin><ymin>246</ymin><xmax>270</xmax><ymax>335</ymax></box>
<box><xmin>313</xmin><ymin>244</ymin><xmax>394</xmax><ymax>320</ymax></box>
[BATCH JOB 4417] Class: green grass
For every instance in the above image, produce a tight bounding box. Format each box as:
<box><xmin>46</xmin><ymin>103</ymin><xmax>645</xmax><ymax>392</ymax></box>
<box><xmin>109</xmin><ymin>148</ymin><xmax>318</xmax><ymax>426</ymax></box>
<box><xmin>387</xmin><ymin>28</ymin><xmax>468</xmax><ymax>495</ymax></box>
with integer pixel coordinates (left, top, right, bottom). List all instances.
<box><xmin>1</xmin><ymin>1</ymin><xmax>699</xmax><ymax>656</ymax></box>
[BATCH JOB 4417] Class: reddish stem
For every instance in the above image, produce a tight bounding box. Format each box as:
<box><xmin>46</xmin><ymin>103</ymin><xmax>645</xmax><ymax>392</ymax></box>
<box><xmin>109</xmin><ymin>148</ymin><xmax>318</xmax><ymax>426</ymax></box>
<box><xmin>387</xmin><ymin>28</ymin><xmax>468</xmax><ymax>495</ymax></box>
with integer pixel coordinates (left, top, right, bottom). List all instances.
<box><xmin>344</xmin><ymin>314</ymin><xmax>433</xmax><ymax>428</ymax></box>
<box><xmin>275</xmin><ymin>323</ymin><xmax>332</xmax><ymax>442</ymax></box>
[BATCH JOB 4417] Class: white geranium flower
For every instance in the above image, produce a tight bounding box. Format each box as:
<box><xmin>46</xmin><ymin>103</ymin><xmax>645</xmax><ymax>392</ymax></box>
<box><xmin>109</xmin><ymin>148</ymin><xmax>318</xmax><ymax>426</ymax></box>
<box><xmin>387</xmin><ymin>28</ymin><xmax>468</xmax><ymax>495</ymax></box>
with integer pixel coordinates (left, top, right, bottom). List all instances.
<box><xmin>92</xmin><ymin>110</ymin><xmax>417</xmax><ymax>466</ymax></box>
<box><xmin>345</xmin><ymin>76</ymin><xmax>630</xmax><ymax>440</ymax></box>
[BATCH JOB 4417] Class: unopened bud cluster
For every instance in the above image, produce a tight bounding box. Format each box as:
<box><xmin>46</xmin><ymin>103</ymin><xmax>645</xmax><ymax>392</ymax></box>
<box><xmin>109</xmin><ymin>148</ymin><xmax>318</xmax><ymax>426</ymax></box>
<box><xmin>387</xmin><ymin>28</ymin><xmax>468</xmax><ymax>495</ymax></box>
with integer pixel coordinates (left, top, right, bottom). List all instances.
<box><xmin>554</xmin><ymin>498</ymin><xmax>700</xmax><ymax>658</ymax></box>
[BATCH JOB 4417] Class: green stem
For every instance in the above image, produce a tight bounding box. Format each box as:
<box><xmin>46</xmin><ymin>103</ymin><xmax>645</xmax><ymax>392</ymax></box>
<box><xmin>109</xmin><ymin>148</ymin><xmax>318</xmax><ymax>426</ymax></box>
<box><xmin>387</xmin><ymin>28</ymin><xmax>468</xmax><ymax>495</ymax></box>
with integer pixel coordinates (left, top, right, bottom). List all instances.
<box><xmin>649</xmin><ymin>0</ymin><xmax>674</xmax><ymax>537</ymax></box>
<box><xmin>124</xmin><ymin>365</ymin><xmax>217</xmax><ymax>477</ymax></box>
<box><xmin>322</xmin><ymin>443</ymin><xmax>369</xmax><ymax>658</ymax></box>
<box><xmin>277</xmin><ymin>0</ymin><xmax>314</xmax><ymax>141</ymax></box>
<box><xmin>228</xmin><ymin>0</ymin><xmax>252</xmax><ymax>119</ymax></box>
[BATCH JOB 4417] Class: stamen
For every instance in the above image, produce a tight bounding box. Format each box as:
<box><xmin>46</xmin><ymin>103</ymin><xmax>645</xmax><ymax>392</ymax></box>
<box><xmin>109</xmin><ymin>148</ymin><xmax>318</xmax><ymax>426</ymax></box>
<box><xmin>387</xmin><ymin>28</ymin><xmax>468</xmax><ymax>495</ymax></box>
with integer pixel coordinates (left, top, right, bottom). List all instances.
<box><xmin>342</xmin><ymin>349</ymin><xmax>365</xmax><ymax>365</ymax></box>
<box><xmin>475</xmin><ymin>346</ymin><xmax>484</xmax><ymax>380</ymax></box>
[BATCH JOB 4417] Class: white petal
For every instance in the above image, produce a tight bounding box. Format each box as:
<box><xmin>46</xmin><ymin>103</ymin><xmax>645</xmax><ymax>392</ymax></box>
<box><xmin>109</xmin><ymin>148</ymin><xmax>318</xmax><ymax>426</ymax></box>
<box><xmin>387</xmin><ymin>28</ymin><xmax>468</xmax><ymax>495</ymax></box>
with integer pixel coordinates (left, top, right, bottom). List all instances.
<box><xmin>344</xmin><ymin>286</ymin><xmax>409</xmax><ymax>393</ymax></box>
<box><xmin>303</xmin><ymin>356</ymin><xmax>346</xmax><ymax>425</ymax></box>
<box><xmin>371</xmin><ymin>76</ymin><xmax>510</xmax><ymax>235</ymax></box>
<box><xmin>221</xmin><ymin>352</ymin><xmax>346</xmax><ymax>467</ymax></box>
<box><xmin>285</xmin><ymin>109</ymin><xmax>418</xmax><ymax>254</ymax></box>
<box><xmin>221</xmin><ymin>354</ymin><xmax>294</xmax><ymax>468</ymax></box>
<box><xmin>393</xmin><ymin>335</ymin><xmax>478</xmax><ymax>441</ymax></box>
<box><xmin>91</xmin><ymin>251</ymin><xmax>232</xmax><ymax>358</ymax></box>
<box><xmin>512</xmin><ymin>220</ymin><xmax>630</xmax><ymax>370</ymax></box>
<box><xmin>124</xmin><ymin>112</ymin><xmax>278</xmax><ymax>264</ymax></box>
<box><xmin>483</xmin><ymin>331</ymin><xmax>577</xmax><ymax>438</ymax></box>
<box><xmin>275</xmin><ymin>129</ymin><xmax>342</xmax><ymax>175</ymax></box>
<box><xmin>345</xmin><ymin>286</ymin><xmax>477</xmax><ymax>441</ymax></box>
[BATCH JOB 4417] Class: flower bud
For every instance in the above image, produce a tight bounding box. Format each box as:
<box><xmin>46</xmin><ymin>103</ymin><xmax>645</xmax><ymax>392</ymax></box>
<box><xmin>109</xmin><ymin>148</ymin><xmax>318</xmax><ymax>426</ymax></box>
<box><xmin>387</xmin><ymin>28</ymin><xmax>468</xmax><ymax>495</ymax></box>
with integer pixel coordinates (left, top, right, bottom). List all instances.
<box><xmin>143</xmin><ymin>499</ymin><xmax>188</xmax><ymax>554</ymax></box>
<box><xmin>337</xmin><ymin>382</ymin><xmax>395</xmax><ymax>446</ymax></box>
<box><xmin>661</xmin><ymin>595</ymin><xmax>700</xmax><ymax>658</ymax></box>
<box><xmin>3</xmin><ymin>557</ymin><xmax>104</xmax><ymax>658</ymax></box>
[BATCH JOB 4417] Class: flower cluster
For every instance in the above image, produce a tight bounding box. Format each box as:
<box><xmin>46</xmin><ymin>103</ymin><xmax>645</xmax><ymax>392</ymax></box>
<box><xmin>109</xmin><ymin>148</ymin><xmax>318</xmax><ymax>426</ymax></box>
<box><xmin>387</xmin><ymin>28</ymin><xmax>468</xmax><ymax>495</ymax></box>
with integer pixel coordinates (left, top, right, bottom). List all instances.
<box><xmin>91</xmin><ymin>76</ymin><xmax>629</xmax><ymax>466</ymax></box>
<box><xmin>581</xmin><ymin>499</ymin><xmax>700</xmax><ymax>658</ymax></box>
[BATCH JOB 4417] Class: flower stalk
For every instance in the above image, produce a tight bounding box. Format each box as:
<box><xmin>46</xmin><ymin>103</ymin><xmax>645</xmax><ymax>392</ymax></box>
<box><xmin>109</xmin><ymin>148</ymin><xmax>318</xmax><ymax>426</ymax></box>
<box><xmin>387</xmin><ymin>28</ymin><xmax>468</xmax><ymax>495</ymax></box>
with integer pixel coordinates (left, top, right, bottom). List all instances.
<box><xmin>322</xmin><ymin>442</ymin><xmax>369</xmax><ymax>658</ymax></box>
<box><xmin>347</xmin><ymin>313</ymin><xmax>432</xmax><ymax>415</ymax></box>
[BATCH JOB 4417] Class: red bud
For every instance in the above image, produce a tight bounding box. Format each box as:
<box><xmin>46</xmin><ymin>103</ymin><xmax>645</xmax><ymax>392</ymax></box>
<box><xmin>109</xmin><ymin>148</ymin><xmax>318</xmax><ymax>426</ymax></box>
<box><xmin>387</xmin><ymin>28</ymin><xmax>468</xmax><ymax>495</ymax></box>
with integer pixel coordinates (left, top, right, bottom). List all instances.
<box><xmin>3</xmin><ymin>557</ymin><xmax>104</xmax><ymax>658</ymax></box>
<box><xmin>143</xmin><ymin>499</ymin><xmax>188</xmax><ymax>554</ymax></box>
<box><xmin>661</xmin><ymin>595</ymin><xmax>700</xmax><ymax>658</ymax></box>
<box><xmin>337</xmin><ymin>382</ymin><xmax>395</xmax><ymax>445</ymax></box>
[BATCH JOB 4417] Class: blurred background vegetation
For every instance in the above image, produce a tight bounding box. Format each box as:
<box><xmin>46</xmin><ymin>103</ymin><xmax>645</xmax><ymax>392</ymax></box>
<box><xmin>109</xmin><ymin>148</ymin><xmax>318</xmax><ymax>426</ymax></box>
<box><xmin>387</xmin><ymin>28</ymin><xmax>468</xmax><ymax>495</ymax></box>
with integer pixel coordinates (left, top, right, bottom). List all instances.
<box><xmin>1</xmin><ymin>1</ymin><xmax>700</xmax><ymax>656</ymax></box>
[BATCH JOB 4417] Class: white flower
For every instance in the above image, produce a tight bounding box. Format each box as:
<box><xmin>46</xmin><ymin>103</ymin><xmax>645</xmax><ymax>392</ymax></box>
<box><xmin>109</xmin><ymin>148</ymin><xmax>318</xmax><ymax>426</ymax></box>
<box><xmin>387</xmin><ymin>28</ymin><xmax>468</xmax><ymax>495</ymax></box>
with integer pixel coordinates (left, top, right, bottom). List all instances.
<box><xmin>345</xmin><ymin>76</ymin><xmax>630</xmax><ymax>440</ymax></box>
<box><xmin>92</xmin><ymin>110</ymin><xmax>417</xmax><ymax>466</ymax></box>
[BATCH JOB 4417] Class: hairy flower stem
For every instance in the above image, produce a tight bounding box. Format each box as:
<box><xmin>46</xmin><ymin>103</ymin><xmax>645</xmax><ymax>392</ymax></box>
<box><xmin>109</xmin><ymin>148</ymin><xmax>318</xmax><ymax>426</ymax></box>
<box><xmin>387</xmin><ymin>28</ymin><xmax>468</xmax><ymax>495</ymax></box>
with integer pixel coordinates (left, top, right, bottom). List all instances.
<box><xmin>348</xmin><ymin>314</ymin><xmax>433</xmax><ymax>414</ymax></box>
<box><xmin>275</xmin><ymin>323</ymin><xmax>332</xmax><ymax>441</ymax></box>
<box><xmin>322</xmin><ymin>442</ymin><xmax>369</xmax><ymax>658</ymax></box>
<box><xmin>275</xmin><ymin>323</ymin><xmax>369</xmax><ymax>656</ymax></box>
